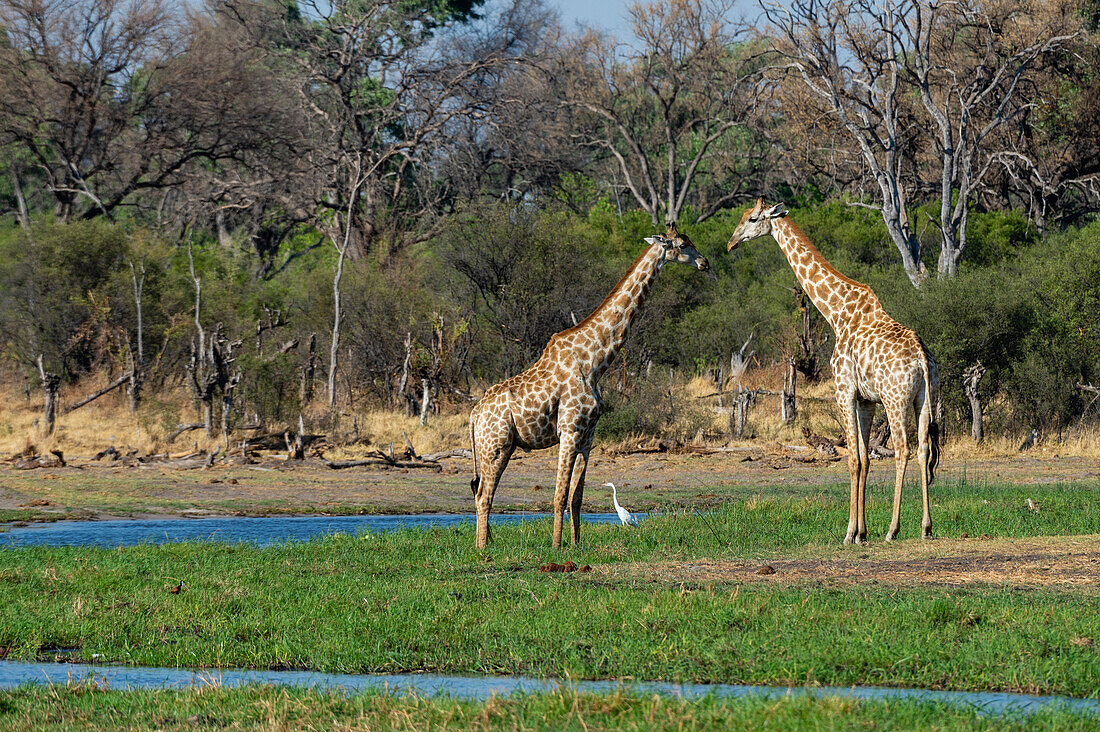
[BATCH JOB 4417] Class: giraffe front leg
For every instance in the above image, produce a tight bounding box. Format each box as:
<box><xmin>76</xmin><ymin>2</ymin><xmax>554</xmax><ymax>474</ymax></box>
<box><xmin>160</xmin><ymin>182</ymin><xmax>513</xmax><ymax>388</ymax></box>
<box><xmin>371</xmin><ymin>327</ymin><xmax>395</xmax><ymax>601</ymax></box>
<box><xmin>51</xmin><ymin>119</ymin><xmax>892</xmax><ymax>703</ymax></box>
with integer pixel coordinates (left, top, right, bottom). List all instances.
<box><xmin>552</xmin><ymin>432</ymin><xmax>580</xmax><ymax>550</ymax></box>
<box><xmin>568</xmin><ymin>430</ymin><xmax>595</xmax><ymax>545</ymax></box>
<box><xmin>841</xmin><ymin>402</ymin><xmax>861</xmax><ymax>545</ymax></box>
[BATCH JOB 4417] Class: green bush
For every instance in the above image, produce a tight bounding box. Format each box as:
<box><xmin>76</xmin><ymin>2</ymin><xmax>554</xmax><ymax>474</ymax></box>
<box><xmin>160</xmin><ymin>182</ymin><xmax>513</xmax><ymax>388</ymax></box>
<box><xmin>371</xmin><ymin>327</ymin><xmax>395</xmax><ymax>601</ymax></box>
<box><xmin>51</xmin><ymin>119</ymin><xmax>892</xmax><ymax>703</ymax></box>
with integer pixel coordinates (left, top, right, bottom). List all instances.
<box><xmin>237</xmin><ymin>353</ymin><xmax>302</xmax><ymax>425</ymax></box>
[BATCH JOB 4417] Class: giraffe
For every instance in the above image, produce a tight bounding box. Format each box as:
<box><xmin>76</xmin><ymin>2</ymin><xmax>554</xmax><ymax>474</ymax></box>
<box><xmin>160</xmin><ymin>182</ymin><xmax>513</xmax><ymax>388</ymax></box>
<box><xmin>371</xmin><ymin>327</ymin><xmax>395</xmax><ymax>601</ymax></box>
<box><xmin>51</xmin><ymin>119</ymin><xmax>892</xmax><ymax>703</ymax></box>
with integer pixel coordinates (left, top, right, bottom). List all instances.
<box><xmin>727</xmin><ymin>200</ymin><xmax>940</xmax><ymax>544</ymax></box>
<box><xmin>469</xmin><ymin>224</ymin><xmax>709</xmax><ymax>549</ymax></box>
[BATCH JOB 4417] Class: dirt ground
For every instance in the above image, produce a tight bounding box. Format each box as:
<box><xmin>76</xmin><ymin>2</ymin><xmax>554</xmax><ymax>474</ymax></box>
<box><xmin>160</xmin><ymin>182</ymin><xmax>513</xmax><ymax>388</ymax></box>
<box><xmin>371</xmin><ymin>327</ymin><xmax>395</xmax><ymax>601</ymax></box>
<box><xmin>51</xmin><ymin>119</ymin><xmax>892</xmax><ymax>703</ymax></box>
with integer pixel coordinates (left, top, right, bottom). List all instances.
<box><xmin>595</xmin><ymin>534</ymin><xmax>1100</xmax><ymax>592</ymax></box>
<box><xmin>1</xmin><ymin>445</ymin><xmax>1098</xmax><ymax>521</ymax></box>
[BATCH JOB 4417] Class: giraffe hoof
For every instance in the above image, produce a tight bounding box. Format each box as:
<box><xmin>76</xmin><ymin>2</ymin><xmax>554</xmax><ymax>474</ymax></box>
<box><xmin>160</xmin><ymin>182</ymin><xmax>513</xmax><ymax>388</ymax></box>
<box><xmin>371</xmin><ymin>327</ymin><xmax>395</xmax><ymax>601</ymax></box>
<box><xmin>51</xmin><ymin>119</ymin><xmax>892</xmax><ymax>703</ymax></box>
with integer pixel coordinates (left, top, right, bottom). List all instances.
<box><xmin>922</xmin><ymin>528</ymin><xmax>934</xmax><ymax>540</ymax></box>
<box><xmin>885</xmin><ymin>531</ymin><xmax>898</xmax><ymax>543</ymax></box>
<box><xmin>843</xmin><ymin>534</ymin><xmax>854</xmax><ymax>546</ymax></box>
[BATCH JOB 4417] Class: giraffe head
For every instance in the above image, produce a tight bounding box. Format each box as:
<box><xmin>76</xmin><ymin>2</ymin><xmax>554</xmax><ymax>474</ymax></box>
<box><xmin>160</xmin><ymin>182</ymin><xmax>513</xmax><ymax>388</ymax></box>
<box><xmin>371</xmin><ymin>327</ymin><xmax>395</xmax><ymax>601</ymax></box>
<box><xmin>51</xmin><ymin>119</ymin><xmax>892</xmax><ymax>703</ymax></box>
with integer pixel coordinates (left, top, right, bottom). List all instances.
<box><xmin>646</xmin><ymin>222</ymin><xmax>709</xmax><ymax>270</ymax></box>
<box><xmin>726</xmin><ymin>199</ymin><xmax>788</xmax><ymax>251</ymax></box>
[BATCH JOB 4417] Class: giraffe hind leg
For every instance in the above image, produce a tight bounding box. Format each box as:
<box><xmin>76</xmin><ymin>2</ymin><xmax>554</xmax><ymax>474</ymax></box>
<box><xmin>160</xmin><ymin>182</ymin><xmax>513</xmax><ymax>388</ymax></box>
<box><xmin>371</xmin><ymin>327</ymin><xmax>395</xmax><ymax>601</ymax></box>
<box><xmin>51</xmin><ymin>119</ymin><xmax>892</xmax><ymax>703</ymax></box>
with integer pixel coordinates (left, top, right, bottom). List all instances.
<box><xmin>472</xmin><ymin>409</ymin><xmax>514</xmax><ymax>549</ymax></box>
<box><xmin>917</xmin><ymin>392</ymin><xmax>934</xmax><ymax>539</ymax></box>
<box><xmin>885</xmin><ymin>405</ymin><xmax>909</xmax><ymax>543</ymax></box>
<box><xmin>552</xmin><ymin>431</ymin><xmax>580</xmax><ymax>550</ymax></box>
<box><xmin>568</xmin><ymin>431</ymin><xmax>594</xmax><ymax>545</ymax></box>
<box><xmin>854</xmin><ymin>401</ymin><xmax>874</xmax><ymax>544</ymax></box>
<box><xmin>474</xmin><ymin>447</ymin><xmax>511</xmax><ymax>548</ymax></box>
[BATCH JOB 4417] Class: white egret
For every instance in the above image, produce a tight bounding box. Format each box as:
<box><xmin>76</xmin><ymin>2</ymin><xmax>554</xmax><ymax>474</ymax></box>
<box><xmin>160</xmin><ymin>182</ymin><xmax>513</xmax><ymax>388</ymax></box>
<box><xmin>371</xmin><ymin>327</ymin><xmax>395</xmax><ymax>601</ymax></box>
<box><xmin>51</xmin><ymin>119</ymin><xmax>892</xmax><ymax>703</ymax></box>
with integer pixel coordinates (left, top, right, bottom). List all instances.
<box><xmin>604</xmin><ymin>482</ymin><xmax>639</xmax><ymax>527</ymax></box>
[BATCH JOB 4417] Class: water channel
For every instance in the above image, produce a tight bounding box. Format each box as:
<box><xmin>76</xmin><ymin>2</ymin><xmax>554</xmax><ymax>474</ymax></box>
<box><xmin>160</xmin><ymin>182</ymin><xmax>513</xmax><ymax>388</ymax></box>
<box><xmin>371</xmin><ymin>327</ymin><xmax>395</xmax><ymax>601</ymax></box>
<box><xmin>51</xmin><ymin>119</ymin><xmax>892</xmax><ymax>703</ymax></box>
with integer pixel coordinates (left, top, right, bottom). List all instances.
<box><xmin>0</xmin><ymin>512</ymin><xmax>642</xmax><ymax>548</ymax></box>
<box><xmin>0</xmin><ymin>661</ymin><xmax>1096</xmax><ymax>717</ymax></box>
<box><xmin>2</xmin><ymin>513</ymin><xmax>1096</xmax><ymax>718</ymax></box>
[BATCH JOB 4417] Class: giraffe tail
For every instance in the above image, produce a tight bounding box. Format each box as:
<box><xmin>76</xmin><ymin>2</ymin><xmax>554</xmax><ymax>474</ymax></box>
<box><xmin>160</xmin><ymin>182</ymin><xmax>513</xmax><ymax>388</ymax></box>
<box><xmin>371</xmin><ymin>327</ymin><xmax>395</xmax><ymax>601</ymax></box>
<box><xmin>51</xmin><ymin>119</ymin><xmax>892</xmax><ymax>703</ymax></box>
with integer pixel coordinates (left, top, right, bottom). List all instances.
<box><xmin>921</xmin><ymin>350</ymin><xmax>940</xmax><ymax>485</ymax></box>
<box><xmin>469</xmin><ymin>410</ymin><xmax>480</xmax><ymax>497</ymax></box>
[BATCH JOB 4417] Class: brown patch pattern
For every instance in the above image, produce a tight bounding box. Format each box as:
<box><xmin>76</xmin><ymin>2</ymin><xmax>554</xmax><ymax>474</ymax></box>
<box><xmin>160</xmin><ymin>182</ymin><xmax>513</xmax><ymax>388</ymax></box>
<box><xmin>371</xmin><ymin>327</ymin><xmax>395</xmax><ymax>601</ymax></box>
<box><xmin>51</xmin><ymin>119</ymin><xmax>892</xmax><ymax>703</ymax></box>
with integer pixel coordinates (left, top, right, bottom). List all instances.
<box><xmin>728</xmin><ymin>200</ymin><xmax>940</xmax><ymax>545</ymax></box>
<box><xmin>468</xmin><ymin>225</ymin><xmax>708</xmax><ymax>549</ymax></box>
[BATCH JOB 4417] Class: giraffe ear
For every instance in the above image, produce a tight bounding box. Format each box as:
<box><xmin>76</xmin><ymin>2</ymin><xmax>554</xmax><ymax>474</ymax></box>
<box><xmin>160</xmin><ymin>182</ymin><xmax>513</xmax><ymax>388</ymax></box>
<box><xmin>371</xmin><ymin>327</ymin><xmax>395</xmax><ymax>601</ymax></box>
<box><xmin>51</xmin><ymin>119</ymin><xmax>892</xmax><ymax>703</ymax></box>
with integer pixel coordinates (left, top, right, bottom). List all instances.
<box><xmin>644</xmin><ymin>236</ymin><xmax>660</xmax><ymax>245</ymax></box>
<box><xmin>765</xmin><ymin>204</ymin><xmax>788</xmax><ymax>219</ymax></box>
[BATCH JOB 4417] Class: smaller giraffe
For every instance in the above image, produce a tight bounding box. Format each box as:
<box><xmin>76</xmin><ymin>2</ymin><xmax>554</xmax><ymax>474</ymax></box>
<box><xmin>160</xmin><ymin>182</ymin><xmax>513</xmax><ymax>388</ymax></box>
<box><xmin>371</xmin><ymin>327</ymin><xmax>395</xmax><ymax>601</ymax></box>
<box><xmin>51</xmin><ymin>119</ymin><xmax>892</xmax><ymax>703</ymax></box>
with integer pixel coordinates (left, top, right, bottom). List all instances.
<box><xmin>469</xmin><ymin>224</ymin><xmax>709</xmax><ymax>549</ymax></box>
<box><xmin>728</xmin><ymin>200</ymin><xmax>940</xmax><ymax>544</ymax></box>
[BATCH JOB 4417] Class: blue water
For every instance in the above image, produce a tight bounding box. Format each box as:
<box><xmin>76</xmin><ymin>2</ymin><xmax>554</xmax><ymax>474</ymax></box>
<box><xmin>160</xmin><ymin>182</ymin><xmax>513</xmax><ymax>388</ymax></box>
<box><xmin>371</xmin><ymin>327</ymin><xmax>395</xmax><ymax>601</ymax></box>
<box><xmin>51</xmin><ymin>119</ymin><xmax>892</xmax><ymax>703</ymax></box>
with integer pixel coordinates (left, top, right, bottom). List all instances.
<box><xmin>0</xmin><ymin>661</ymin><xmax>1096</xmax><ymax>717</ymax></box>
<box><xmin>0</xmin><ymin>513</ymin><xmax>645</xmax><ymax>548</ymax></box>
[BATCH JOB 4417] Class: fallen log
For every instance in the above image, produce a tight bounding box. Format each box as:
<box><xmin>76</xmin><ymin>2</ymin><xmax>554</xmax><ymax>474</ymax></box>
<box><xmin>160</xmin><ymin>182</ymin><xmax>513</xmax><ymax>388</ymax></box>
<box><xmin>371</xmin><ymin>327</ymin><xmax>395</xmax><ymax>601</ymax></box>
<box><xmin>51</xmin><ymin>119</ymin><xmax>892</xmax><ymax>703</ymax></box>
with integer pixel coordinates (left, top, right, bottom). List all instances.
<box><xmin>11</xmin><ymin>450</ymin><xmax>65</xmax><ymax>470</ymax></box>
<box><xmin>167</xmin><ymin>423</ymin><xmax>206</xmax><ymax>442</ymax></box>
<box><xmin>421</xmin><ymin>448</ymin><xmax>472</xmax><ymax>461</ymax></box>
<box><xmin>801</xmin><ymin>427</ymin><xmax>839</xmax><ymax>456</ymax></box>
<box><xmin>679</xmin><ymin>445</ymin><xmax>760</xmax><ymax>454</ymax></box>
<box><xmin>62</xmin><ymin>373</ymin><xmax>132</xmax><ymax>416</ymax></box>
<box><xmin>248</xmin><ymin>431</ymin><xmax>325</xmax><ymax>451</ymax></box>
<box><xmin>323</xmin><ymin>458</ymin><xmax>442</xmax><ymax>472</ymax></box>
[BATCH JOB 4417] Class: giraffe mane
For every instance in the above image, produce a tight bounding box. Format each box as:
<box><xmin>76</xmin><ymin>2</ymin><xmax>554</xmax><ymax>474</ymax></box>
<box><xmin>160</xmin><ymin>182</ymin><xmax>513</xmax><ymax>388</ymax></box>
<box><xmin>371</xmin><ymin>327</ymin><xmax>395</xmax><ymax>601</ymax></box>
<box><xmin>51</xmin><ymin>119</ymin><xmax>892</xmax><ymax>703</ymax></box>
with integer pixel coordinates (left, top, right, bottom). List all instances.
<box><xmin>566</xmin><ymin>246</ymin><xmax>653</xmax><ymax>334</ymax></box>
<box><xmin>780</xmin><ymin>217</ymin><xmax>871</xmax><ymax>293</ymax></box>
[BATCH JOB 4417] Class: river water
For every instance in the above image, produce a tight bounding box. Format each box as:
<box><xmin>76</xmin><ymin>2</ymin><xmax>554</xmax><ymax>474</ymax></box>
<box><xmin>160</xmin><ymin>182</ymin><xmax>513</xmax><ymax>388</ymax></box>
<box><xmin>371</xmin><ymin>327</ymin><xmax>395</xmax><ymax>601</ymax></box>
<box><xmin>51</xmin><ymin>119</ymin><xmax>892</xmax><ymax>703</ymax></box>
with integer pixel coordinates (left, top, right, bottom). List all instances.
<box><xmin>3</xmin><ymin>514</ymin><xmax>1096</xmax><ymax>717</ymax></box>
<box><xmin>0</xmin><ymin>661</ymin><xmax>1096</xmax><ymax>717</ymax></box>
<box><xmin>0</xmin><ymin>513</ymin><xmax>643</xmax><ymax>548</ymax></box>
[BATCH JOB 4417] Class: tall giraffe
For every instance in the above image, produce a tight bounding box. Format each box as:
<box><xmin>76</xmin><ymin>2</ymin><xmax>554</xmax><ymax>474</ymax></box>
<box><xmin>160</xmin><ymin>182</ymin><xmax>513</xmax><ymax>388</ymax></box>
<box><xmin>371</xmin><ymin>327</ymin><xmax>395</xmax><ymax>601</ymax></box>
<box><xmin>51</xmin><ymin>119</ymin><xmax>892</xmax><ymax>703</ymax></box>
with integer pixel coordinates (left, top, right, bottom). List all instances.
<box><xmin>728</xmin><ymin>200</ymin><xmax>940</xmax><ymax>544</ymax></box>
<box><xmin>469</xmin><ymin>224</ymin><xmax>709</xmax><ymax>549</ymax></box>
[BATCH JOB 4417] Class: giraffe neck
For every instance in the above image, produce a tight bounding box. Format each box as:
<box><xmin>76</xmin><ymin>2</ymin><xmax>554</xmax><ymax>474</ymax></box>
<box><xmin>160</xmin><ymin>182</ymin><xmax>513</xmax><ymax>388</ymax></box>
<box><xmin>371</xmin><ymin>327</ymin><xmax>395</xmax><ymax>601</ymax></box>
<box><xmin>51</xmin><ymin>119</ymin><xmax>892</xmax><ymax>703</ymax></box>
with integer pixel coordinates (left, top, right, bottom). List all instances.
<box><xmin>572</xmin><ymin>243</ymin><xmax>665</xmax><ymax>381</ymax></box>
<box><xmin>770</xmin><ymin>218</ymin><xmax>869</xmax><ymax>333</ymax></box>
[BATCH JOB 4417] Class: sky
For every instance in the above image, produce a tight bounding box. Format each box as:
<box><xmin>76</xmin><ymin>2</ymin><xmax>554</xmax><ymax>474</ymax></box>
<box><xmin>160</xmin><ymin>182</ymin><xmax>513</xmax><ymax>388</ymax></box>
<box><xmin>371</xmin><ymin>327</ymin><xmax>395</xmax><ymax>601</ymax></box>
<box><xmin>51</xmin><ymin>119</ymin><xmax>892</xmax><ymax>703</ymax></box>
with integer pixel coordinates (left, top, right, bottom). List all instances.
<box><xmin>549</xmin><ymin>0</ymin><xmax>758</xmax><ymax>38</ymax></box>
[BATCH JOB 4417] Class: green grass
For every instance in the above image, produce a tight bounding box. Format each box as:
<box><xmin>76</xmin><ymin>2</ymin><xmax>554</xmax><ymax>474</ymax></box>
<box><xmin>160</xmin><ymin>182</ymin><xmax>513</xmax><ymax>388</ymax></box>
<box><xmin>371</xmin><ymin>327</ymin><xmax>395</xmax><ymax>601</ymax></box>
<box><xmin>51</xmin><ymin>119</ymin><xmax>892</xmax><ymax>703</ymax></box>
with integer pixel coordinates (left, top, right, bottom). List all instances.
<box><xmin>0</xmin><ymin>685</ymin><xmax>1096</xmax><ymax>731</ymax></box>
<box><xmin>1</xmin><ymin>480</ymin><xmax>1098</xmax><ymax>697</ymax></box>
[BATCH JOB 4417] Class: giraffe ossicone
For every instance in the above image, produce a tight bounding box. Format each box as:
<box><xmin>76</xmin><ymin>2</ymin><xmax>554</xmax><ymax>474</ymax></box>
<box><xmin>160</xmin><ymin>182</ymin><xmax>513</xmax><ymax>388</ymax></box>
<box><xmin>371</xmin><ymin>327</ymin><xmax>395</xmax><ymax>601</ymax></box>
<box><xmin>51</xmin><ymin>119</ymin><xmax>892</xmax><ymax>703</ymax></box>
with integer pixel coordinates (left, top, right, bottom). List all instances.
<box><xmin>468</xmin><ymin>224</ymin><xmax>709</xmax><ymax>549</ymax></box>
<box><xmin>728</xmin><ymin>199</ymin><xmax>941</xmax><ymax>544</ymax></box>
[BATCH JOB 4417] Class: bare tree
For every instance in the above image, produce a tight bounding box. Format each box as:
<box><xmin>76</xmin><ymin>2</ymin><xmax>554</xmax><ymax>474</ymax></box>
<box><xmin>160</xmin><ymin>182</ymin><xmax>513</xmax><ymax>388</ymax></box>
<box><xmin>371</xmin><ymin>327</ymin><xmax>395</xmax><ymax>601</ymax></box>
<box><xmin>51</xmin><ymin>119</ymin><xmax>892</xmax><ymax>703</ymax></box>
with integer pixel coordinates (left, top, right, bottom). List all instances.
<box><xmin>963</xmin><ymin>360</ymin><xmax>986</xmax><ymax>444</ymax></box>
<box><xmin>764</xmin><ymin>0</ymin><xmax>1082</xmax><ymax>285</ymax></box>
<box><xmin>897</xmin><ymin>0</ymin><xmax>1081</xmax><ymax>277</ymax></box>
<box><xmin>0</xmin><ymin>0</ymin><xmax>284</xmax><ymax>223</ymax></box>
<box><xmin>326</xmin><ymin>156</ymin><xmax>364</xmax><ymax>410</ymax></box>
<box><xmin>221</xmin><ymin>0</ymin><xmax>527</xmax><ymax>262</ymax></box>
<box><xmin>555</xmin><ymin>0</ymin><xmax>769</xmax><ymax>226</ymax></box>
<box><xmin>765</xmin><ymin>0</ymin><xmax>927</xmax><ymax>286</ymax></box>
<box><xmin>127</xmin><ymin>259</ymin><xmax>145</xmax><ymax>411</ymax></box>
<box><xmin>36</xmin><ymin>354</ymin><xmax>59</xmax><ymax>436</ymax></box>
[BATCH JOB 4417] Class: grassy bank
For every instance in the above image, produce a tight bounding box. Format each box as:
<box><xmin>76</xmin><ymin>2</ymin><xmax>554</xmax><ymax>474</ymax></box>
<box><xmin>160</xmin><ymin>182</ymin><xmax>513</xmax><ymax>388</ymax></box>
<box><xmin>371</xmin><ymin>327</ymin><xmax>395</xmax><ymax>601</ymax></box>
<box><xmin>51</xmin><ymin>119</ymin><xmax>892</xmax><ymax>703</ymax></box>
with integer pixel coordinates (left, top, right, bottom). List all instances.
<box><xmin>1</xmin><ymin>482</ymin><xmax>1098</xmax><ymax>697</ymax></box>
<box><xmin>1</xmin><ymin>684</ymin><xmax>1097</xmax><ymax>731</ymax></box>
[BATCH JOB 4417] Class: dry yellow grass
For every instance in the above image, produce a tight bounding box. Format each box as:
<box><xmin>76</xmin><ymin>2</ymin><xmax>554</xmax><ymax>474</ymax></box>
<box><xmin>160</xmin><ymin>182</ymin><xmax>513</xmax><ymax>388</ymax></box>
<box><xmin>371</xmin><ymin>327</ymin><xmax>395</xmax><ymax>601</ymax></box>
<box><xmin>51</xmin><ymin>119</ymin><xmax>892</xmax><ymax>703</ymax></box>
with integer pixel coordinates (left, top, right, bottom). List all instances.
<box><xmin>3</xmin><ymin>368</ymin><xmax>1100</xmax><ymax>459</ymax></box>
<box><xmin>0</xmin><ymin>378</ymin><xmax>474</xmax><ymax>458</ymax></box>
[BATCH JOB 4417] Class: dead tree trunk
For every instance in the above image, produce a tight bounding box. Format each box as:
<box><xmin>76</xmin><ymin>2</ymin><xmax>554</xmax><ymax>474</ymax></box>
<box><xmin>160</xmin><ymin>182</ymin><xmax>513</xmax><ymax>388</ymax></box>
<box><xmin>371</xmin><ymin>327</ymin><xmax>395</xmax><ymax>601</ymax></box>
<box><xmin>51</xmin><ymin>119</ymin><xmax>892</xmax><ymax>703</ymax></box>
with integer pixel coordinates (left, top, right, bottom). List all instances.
<box><xmin>419</xmin><ymin>378</ymin><xmax>431</xmax><ymax>427</ymax></box>
<box><xmin>963</xmin><ymin>361</ymin><xmax>987</xmax><ymax>444</ymax></box>
<box><xmin>793</xmin><ymin>287</ymin><xmax>823</xmax><ymax>381</ymax></box>
<box><xmin>285</xmin><ymin>415</ymin><xmax>306</xmax><ymax>460</ymax></box>
<box><xmin>731</xmin><ymin>387</ymin><xmax>757</xmax><ymax>439</ymax></box>
<box><xmin>254</xmin><ymin>306</ymin><xmax>286</xmax><ymax>352</ymax></box>
<box><xmin>780</xmin><ymin>358</ymin><xmax>797</xmax><ymax>424</ymax></box>
<box><xmin>327</xmin><ymin>242</ymin><xmax>348</xmax><ymax>411</ymax></box>
<box><xmin>128</xmin><ymin>260</ymin><xmax>145</xmax><ymax>412</ymax></box>
<box><xmin>11</xmin><ymin>159</ymin><xmax>29</xmax><ymax>231</ymax></box>
<box><xmin>300</xmin><ymin>333</ymin><xmax>316</xmax><ymax>405</ymax></box>
<box><xmin>188</xmin><ymin>341</ymin><xmax>216</xmax><ymax>437</ymax></box>
<box><xmin>398</xmin><ymin>332</ymin><xmax>413</xmax><ymax>416</ymax></box>
<box><xmin>186</xmin><ymin>242</ymin><xmax>211</xmax><ymax>433</ymax></box>
<box><xmin>729</xmin><ymin>333</ymin><xmax>755</xmax><ymax>387</ymax></box>
<box><xmin>36</xmin><ymin>355</ymin><xmax>60</xmax><ymax>437</ymax></box>
<box><xmin>221</xmin><ymin>366</ymin><xmax>242</xmax><ymax>452</ymax></box>
<box><xmin>63</xmin><ymin>372</ymin><xmax>131</xmax><ymax>416</ymax></box>
<box><xmin>188</xmin><ymin>326</ymin><xmax>241</xmax><ymax>440</ymax></box>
